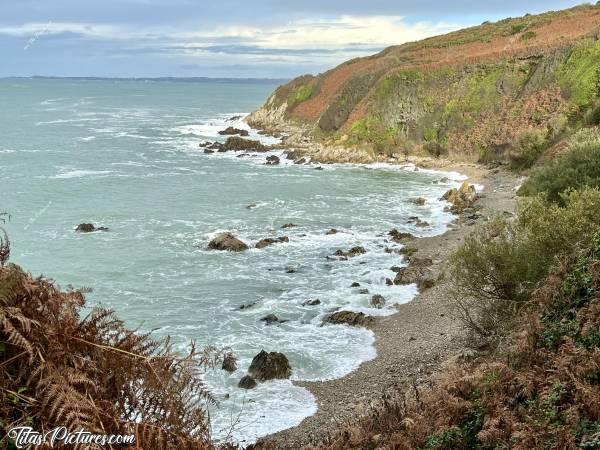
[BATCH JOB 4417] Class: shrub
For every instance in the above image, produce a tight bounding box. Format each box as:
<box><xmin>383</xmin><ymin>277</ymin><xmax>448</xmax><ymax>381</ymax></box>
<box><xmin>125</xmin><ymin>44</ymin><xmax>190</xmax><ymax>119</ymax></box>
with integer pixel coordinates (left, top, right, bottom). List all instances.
<box><xmin>508</xmin><ymin>129</ymin><xmax>548</xmax><ymax>169</ymax></box>
<box><xmin>450</xmin><ymin>189</ymin><xmax>600</xmax><ymax>344</ymax></box>
<box><xmin>423</xmin><ymin>141</ymin><xmax>448</xmax><ymax>158</ymax></box>
<box><xmin>518</xmin><ymin>136</ymin><xmax>600</xmax><ymax>202</ymax></box>
<box><xmin>584</xmin><ymin>100</ymin><xmax>600</xmax><ymax>126</ymax></box>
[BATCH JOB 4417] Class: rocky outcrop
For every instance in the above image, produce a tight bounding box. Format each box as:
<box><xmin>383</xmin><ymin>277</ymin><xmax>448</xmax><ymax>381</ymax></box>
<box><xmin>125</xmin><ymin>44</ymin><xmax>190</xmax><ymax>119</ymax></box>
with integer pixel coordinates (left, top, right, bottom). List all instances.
<box><xmin>208</xmin><ymin>233</ymin><xmax>248</xmax><ymax>252</ymax></box>
<box><xmin>335</xmin><ymin>246</ymin><xmax>367</xmax><ymax>258</ymax></box>
<box><xmin>238</xmin><ymin>375</ymin><xmax>257</xmax><ymax>389</ymax></box>
<box><xmin>323</xmin><ymin>311</ymin><xmax>373</xmax><ymax>327</ymax></box>
<box><xmin>218</xmin><ymin>126</ymin><xmax>249</xmax><ymax>136</ymax></box>
<box><xmin>388</xmin><ymin>229</ymin><xmax>415</xmax><ymax>243</ymax></box>
<box><xmin>370</xmin><ymin>294</ymin><xmax>385</xmax><ymax>308</ymax></box>
<box><xmin>442</xmin><ymin>182</ymin><xmax>478</xmax><ymax>214</ymax></box>
<box><xmin>325</xmin><ymin>228</ymin><xmax>339</xmax><ymax>235</ymax></box>
<box><xmin>407</xmin><ymin>216</ymin><xmax>430</xmax><ymax>228</ymax></box>
<box><xmin>302</xmin><ymin>299</ymin><xmax>321</xmax><ymax>306</ymax></box>
<box><xmin>255</xmin><ymin>236</ymin><xmax>289</xmax><ymax>249</ymax></box>
<box><xmin>248</xmin><ymin>350</ymin><xmax>292</xmax><ymax>381</ymax></box>
<box><xmin>75</xmin><ymin>223</ymin><xmax>108</xmax><ymax>233</ymax></box>
<box><xmin>412</xmin><ymin>197</ymin><xmax>427</xmax><ymax>206</ymax></box>
<box><xmin>265</xmin><ymin>155</ymin><xmax>280</xmax><ymax>165</ymax></box>
<box><xmin>393</xmin><ymin>257</ymin><xmax>436</xmax><ymax>290</ymax></box>
<box><xmin>222</xmin><ymin>353</ymin><xmax>237</xmax><ymax>372</ymax></box>
<box><xmin>260</xmin><ymin>314</ymin><xmax>286</xmax><ymax>325</ymax></box>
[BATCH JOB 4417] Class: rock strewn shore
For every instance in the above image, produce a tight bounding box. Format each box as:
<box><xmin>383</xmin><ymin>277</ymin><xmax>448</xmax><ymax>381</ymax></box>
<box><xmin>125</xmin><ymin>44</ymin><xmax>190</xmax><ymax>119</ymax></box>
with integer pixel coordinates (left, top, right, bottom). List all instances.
<box><xmin>255</xmin><ymin>163</ymin><xmax>522</xmax><ymax>449</ymax></box>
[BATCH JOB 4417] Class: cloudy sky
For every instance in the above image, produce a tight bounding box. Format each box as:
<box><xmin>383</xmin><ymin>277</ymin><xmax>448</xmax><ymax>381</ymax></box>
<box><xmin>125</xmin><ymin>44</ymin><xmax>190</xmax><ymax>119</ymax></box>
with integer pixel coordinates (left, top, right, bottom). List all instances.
<box><xmin>0</xmin><ymin>0</ymin><xmax>584</xmax><ymax>78</ymax></box>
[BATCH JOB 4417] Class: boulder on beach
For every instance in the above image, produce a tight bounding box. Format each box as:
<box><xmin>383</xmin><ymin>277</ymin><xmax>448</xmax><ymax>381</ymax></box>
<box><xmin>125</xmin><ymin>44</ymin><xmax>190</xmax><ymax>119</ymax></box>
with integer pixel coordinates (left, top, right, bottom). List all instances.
<box><xmin>388</xmin><ymin>229</ymin><xmax>415</xmax><ymax>243</ymax></box>
<box><xmin>238</xmin><ymin>375</ymin><xmax>257</xmax><ymax>389</ymax></box>
<box><xmin>255</xmin><ymin>236</ymin><xmax>289</xmax><ymax>249</ymax></box>
<box><xmin>248</xmin><ymin>350</ymin><xmax>292</xmax><ymax>381</ymax></box>
<box><xmin>222</xmin><ymin>353</ymin><xmax>237</xmax><ymax>373</ymax></box>
<box><xmin>442</xmin><ymin>181</ymin><xmax>478</xmax><ymax>214</ymax></box>
<box><xmin>75</xmin><ymin>223</ymin><xmax>108</xmax><ymax>233</ymax></box>
<box><xmin>222</xmin><ymin>137</ymin><xmax>267</xmax><ymax>152</ymax></box>
<box><xmin>218</xmin><ymin>126</ymin><xmax>249</xmax><ymax>136</ymax></box>
<box><xmin>323</xmin><ymin>311</ymin><xmax>373</xmax><ymax>327</ymax></box>
<box><xmin>265</xmin><ymin>155</ymin><xmax>280</xmax><ymax>165</ymax></box>
<box><xmin>394</xmin><ymin>257</ymin><xmax>436</xmax><ymax>290</ymax></box>
<box><xmin>370</xmin><ymin>294</ymin><xmax>386</xmax><ymax>308</ymax></box>
<box><xmin>335</xmin><ymin>246</ymin><xmax>367</xmax><ymax>258</ymax></box>
<box><xmin>208</xmin><ymin>232</ymin><xmax>248</xmax><ymax>252</ymax></box>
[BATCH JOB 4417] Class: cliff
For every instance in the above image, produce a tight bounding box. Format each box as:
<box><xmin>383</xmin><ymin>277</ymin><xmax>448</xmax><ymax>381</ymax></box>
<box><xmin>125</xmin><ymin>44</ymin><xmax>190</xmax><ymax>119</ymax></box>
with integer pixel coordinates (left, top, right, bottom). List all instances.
<box><xmin>248</xmin><ymin>4</ymin><xmax>600</xmax><ymax>163</ymax></box>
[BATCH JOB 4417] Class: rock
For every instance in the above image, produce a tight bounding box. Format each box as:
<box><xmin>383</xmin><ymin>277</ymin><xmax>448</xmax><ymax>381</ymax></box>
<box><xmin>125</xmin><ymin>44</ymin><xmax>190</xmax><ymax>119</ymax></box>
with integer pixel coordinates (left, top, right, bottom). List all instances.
<box><xmin>203</xmin><ymin>149</ymin><xmax>215</xmax><ymax>154</ymax></box>
<box><xmin>399</xmin><ymin>246</ymin><xmax>419</xmax><ymax>257</ymax></box>
<box><xmin>285</xmin><ymin>267</ymin><xmax>297</xmax><ymax>273</ymax></box>
<box><xmin>359</xmin><ymin>288</ymin><xmax>370</xmax><ymax>294</ymax></box>
<box><xmin>302</xmin><ymin>299</ymin><xmax>321</xmax><ymax>306</ymax></box>
<box><xmin>75</xmin><ymin>223</ymin><xmax>108</xmax><ymax>233</ymax></box>
<box><xmin>248</xmin><ymin>350</ymin><xmax>292</xmax><ymax>381</ymax></box>
<box><xmin>325</xmin><ymin>228</ymin><xmax>338</xmax><ymax>235</ymax></box>
<box><xmin>294</xmin><ymin>158</ymin><xmax>307</xmax><ymax>165</ymax></box>
<box><xmin>218</xmin><ymin>126</ymin><xmax>249</xmax><ymax>136</ymax></box>
<box><xmin>441</xmin><ymin>182</ymin><xmax>478</xmax><ymax>214</ymax></box>
<box><xmin>255</xmin><ymin>236</ymin><xmax>289</xmax><ymax>249</ymax></box>
<box><xmin>335</xmin><ymin>246</ymin><xmax>367</xmax><ymax>258</ymax></box>
<box><xmin>228</xmin><ymin>115</ymin><xmax>243</xmax><ymax>121</ymax></box>
<box><xmin>238</xmin><ymin>375</ymin><xmax>257</xmax><ymax>389</ymax></box>
<box><xmin>412</xmin><ymin>197</ymin><xmax>427</xmax><ymax>206</ymax></box>
<box><xmin>388</xmin><ymin>229</ymin><xmax>415</xmax><ymax>243</ymax></box>
<box><xmin>440</xmin><ymin>177</ymin><xmax>450</xmax><ymax>183</ymax></box>
<box><xmin>208</xmin><ymin>232</ymin><xmax>248</xmax><ymax>252</ymax></box>
<box><xmin>206</xmin><ymin>141</ymin><xmax>224</xmax><ymax>151</ymax></box>
<box><xmin>394</xmin><ymin>257</ymin><xmax>435</xmax><ymax>290</ymax></box>
<box><xmin>265</xmin><ymin>155</ymin><xmax>280</xmax><ymax>165</ymax></box>
<box><xmin>385</xmin><ymin>278</ymin><xmax>393</xmax><ymax>286</ymax></box>
<box><xmin>407</xmin><ymin>216</ymin><xmax>430</xmax><ymax>228</ymax></box>
<box><xmin>281</xmin><ymin>223</ymin><xmax>297</xmax><ymax>229</ymax></box>
<box><xmin>222</xmin><ymin>353</ymin><xmax>237</xmax><ymax>372</ymax></box>
<box><xmin>350</xmin><ymin>282</ymin><xmax>361</xmax><ymax>287</ymax></box>
<box><xmin>323</xmin><ymin>311</ymin><xmax>373</xmax><ymax>327</ymax></box>
<box><xmin>370</xmin><ymin>294</ymin><xmax>386</xmax><ymax>308</ymax></box>
<box><xmin>238</xmin><ymin>302</ymin><xmax>257</xmax><ymax>310</ymax></box>
<box><xmin>222</xmin><ymin>137</ymin><xmax>267</xmax><ymax>152</ymax></box>
<box><xmin>260</xmin><ymin>314</ymin><xmax>281</xmax><ymax>325</ymax></box>
<box><xmin>246</xmin><ymin>203</ymin><xmax>257</xmax><ymax>209</ymax></box>
<box><xmin>314</xmin><ymin>166</ymin><xmax>324</xmax><ymax>171</ymax></box>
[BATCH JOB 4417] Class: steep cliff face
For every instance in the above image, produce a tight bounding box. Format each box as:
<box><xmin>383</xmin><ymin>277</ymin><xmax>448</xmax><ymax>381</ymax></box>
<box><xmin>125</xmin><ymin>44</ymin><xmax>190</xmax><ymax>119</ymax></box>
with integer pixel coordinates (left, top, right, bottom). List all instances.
<box><xmin>248</xmin><ymin>4</ymin><xmax>600</xmax><ymax>162</ymax></box>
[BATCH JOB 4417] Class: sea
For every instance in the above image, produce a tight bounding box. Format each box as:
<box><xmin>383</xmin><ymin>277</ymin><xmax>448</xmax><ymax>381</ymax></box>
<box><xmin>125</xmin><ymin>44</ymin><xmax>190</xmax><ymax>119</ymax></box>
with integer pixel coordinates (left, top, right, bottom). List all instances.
<box><xmin>0</xmin><ymin>78</ymin><xmax>465</xmax><ymax>444</ymax></box>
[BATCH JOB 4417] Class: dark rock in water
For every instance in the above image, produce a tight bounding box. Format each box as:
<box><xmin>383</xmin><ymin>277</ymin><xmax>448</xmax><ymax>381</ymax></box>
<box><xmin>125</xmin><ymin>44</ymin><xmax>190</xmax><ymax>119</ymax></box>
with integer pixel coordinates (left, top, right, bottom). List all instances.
<box><xmin>222</xmin><ymin>353</ymin><xmax>237</xmax><ymax>372</ymax></box>
<box><xmin>207</xmin><ymin>141</ymin><xmax>224</xmax><ymax>151</ymax></box>
<box><xmin>407</xmin><ymin>216</ymin><xmax>430</xmax><ymax>228</ymax></box>
<box><xmin>285</xmin><ymin>267</ymin><xmax>297</xmax><ymax>273</ymax></box>
<box><xmin>218</xmin><ymin>126</ymin><xmax>249</xmax><ymax>136</ymax></box>
<box><xmin>302</xmin><ymin>299</ymin><xmax>321</xmax><ymax>306</ymax></box>
<box><xmin>238</xmin><ymin>375</ymin><xmax>257</xmax><ymax>389</ymax></box>
<box><xmin>222</xmin><ymin>137</ymin><xmax>267</xmax><ymax>152</ymax></box>
<box><xmin>208</xmin><ymin>232</ymin><xmax>248</xmax><ymax>252</ymax></box>
<box><xmin>314</xmin><ymin>166</ymin><xmax>324</xmax><ymax>171</ymax></box>
<box><xmin>281</xmin><ymin>223</ymin><xmax>297</xmax><ymax>229</ymax></box>
<box><xmin>388</xmin><ymin>229</ymin><xmax>415</xmax><ymax>243</ymax></box>
<box><xmin>359</xmin><ymin>288</ymin><xmax>370</xmax><ymax>294</ymax></box>
<box><xmin>411</xmin><ymin>197</ymin><xmax>427</xmax><ymax>206</ymax></box>
<box><xmin>248</xmin><ymin>350</ymin><xmax>292</xmax><ymax>381</ymax></box>
<box><xmin>203</xmin><ymin>149</ymin><xmax>215</xmax><ymax>154</ymax></box>
<box><xmin>370</xmin><ymin>294</ymin><xmax>386</xmax><ymax>308</ymax></box>
<box><xmin>350</xmin><ymin>282</ymin><xmax>361</xmax><ymax>287</ymax></box>
<box><xmin>229</xmin><ymin>115</ymin><xmax>243</xmax><ymax>121</ymax></box>
<box><xmin>260</xmin><ymin>314</ymin><xmax>280</xmax><ymax>325</ymax></box>
<box><xmin>294</xmin><ymin>158</ymin><xmax>307</xmax><ymax>165</ymax></box>
<box><xmin>255</xmin><ymin>236</ymin><xmax>289</xmax><ymax>249</ymax></box>
<box><xmin>284</xmin><ymin>149</ymin><xmax>303</xmax><ymax>160</ymax></box>
<box><xmin>390</xmin><ymin>266</ymin><xmax>403</xmax><ymax>273</ymax></box>
<box><xmin>246</xmin><ymin>203</ymin><xmax>257</xmax><ymax>209</ymax></box>
<box><xmin>323</xmin><ymin>311</ymin><xmax>373</xmax><ymax>327</ymax></box>
<box><xmin>265</xmin><ymin>155</ymin><xmax>280</xmax><ymax>165</ymax></box>
<box><xmin>75</xmin><ymin>223</ymin><xmax>108</xmax><ymax>233</ymax></box>
<box><xmin>238</xmin><ymin>302</ymin><xmax>257</xmax><ymax>310</ymax></box>
<box><xmin>335</xmin><ymin>246</ymin><xmax>367</xmax><ymax>258</ymax></box>
<box><xmin>325</xmin><ymin>228</ymin><xmax>338</xmax><ymax>235</ymax></box>
<box><xmin>385</xmin><ymin>278</ymin><xmax>393</xmax><ymax>286</ymax></box>
<box><xmin>394</xmin><ymin>257</ymin><xmax>435</xmax><ymax>290</ymax></box>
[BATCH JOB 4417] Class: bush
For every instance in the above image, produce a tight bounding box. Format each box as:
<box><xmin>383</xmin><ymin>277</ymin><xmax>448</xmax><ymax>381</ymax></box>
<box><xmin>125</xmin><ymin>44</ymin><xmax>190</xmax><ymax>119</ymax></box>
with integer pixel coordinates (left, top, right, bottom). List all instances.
<box><xmin>508</xmin><ymin>129</ymin><xmax>548</xmax><ymax>169</ymax></box>
<box><xmin>450</xmin><ymin>189</ymin><xmax>600</xmax><ymax>344</ymax></box>
<box><xmin>584</xmin><ymin>100</ymin><xmax>600</xmax><ymax>126</ymax></box>
<box><xmin>518</xmin><ymin>136</ymin><xmax>600</xmax><ymax>203</ymax></box>
<box><xmin>423</xmin><ymin>141</ymin><xmax>448</xmax><ymax>158</ymax></box>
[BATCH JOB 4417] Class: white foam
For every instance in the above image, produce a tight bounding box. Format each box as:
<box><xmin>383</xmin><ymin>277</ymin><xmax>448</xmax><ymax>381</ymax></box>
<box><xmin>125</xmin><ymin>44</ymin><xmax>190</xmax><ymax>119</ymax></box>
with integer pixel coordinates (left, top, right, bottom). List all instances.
<box><xmin>52</xmin><ymin>169</ymin><xmax>113</xmax><ymax>179</ymax></box>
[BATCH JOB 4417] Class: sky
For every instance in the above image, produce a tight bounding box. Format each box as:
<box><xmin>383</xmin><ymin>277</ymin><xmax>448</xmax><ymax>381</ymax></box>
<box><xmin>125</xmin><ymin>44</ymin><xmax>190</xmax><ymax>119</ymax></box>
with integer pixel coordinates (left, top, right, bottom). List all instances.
<box><xmin>0</xmin><ymin>0</ymin><xmax>586</xmax><ymax>79</ymax></box>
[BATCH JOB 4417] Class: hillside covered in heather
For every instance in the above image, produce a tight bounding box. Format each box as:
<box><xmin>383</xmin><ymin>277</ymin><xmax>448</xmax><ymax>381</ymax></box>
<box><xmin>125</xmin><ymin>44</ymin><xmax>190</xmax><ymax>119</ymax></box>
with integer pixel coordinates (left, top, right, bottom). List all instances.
<box><xmin>248</xmin><ymin>4</ymin><xmax>600</xmax><ymax>163</ymax></box>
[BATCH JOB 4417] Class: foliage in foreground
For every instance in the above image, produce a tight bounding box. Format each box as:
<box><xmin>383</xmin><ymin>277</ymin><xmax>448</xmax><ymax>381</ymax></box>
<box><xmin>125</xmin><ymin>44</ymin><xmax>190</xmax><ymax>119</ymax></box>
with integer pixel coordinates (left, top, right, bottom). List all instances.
<box><xmin>0</xmin><ymin>258</ymin><xmax>227</xmax><ymax>449</ymax></box>
<box><xmin>518</xmin><ymin>130</ymin><xmax>600</xmax><ymax>203</ymax></box>
<box><xmin>307</xmin><ymin>236</ymin><xmax>600</xmax><ymax>450</ymax></box>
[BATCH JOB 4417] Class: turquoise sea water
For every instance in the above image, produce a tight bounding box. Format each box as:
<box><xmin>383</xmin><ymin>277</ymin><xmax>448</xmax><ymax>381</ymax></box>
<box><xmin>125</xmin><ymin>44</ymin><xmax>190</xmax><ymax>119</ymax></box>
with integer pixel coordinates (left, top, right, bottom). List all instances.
<box><xmin>0</xmin><ymin>79</ymin><xmax>464</xmax><ymax>444</ymax></box>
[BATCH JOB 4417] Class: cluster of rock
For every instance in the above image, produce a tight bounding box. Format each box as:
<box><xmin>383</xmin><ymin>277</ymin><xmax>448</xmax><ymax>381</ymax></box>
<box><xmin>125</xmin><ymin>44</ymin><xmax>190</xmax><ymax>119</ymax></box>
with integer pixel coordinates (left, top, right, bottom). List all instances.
<box><xmin>207</xmin><ymin>232</ymin><xmax>289</xmax><ymax>252</ymax></box>
<box><xmin>218</xmin><ymin>126</ymin><xmax>249</xmax><ymax>136</ymax></box>
<box><xmin>75</xmin><ymin>223</ymin><xmax>109</xmax><ymax>233</ymax></box>
<box><xmin>236</xmin><ymin>350</ymin><xmax>292</xmax><ymax>390</ymax></box>
<box><xmin>334</xmin><ymin>246</ymin><xmax>367</xmax><ymax>259</ymax></box>
<box><xmin>323</xmin><ymin>310</ymin><xmax>373</xmax><ymax>327</ymax></box>
<box><xmin>441</xmin><ymin>181</ymin><xmax>478</xmax><ymax>214</ymax></box>
<box><xmin>392</xmin><ymin>257</ymin><xmax>436</xmax><ymax>290</ymax></box>
<box><xmin>203</xmin><ymin>137</ymin><xmax>268</xmax><ymax>154</ymax></box>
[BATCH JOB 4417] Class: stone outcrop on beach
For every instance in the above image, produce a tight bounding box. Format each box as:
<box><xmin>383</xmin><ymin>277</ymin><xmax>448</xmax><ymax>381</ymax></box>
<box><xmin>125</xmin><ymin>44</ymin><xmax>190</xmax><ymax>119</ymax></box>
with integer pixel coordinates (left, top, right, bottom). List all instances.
<box><xmin>323</xmin><ymin>311</ymin><xmax>373</xmax><ymax>327</ymax></box>
<box><xmin>75</xmin><ymin>223</ymin><xmax>109</xmax><ymax>233</ymax></box>
<box><xmin>255</xmin><ymin>236</ymin><xmax>289</xmax><ymax>249</ymax></box>
<box><xmin>393</xmin><ymin>257</ymin><xmax>436</xmax><ymax>290</ymax></box>
<box><xmin>388</xmin><ymin>229</ymin><xmax>415</xmax><ymax>243</ymax></box>
<box><xmin>248</xmin><ymin>350</ymin><xmax>292</xmax><ymax>381</ymax></box>
<box><xmin>208</xmin><ymin>232</ymin><xmax>248</xmax><ymax>252</ymax></box>
<box><xmin>442</xmin><ymin>182</ymin><xmax>478</xmax><ymax>214</ymax></box>
<box><xmin>238</xmin><ymin>375</ymin><xmax>257</xmax><ymax>389</ymax></box>
<box><xmin>218</xmin><ymin>126</ymin><xmax>249</xmax><ymax>136</ymax></box>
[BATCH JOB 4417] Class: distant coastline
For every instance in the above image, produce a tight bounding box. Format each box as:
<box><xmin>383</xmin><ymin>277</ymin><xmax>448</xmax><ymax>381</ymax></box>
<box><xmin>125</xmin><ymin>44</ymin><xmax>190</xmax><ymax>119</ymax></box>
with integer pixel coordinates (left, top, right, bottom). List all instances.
<box><xmin>2</xmin><ymin>75</ymin><xmax>290</xmax><ymax>84</ymax></box>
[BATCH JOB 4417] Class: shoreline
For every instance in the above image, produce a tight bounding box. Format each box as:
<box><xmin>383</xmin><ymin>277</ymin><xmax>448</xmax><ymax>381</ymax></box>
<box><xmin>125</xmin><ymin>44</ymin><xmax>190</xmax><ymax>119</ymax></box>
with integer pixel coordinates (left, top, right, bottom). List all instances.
<box><xmin>251</xmin><ymin>158</ymin><xmax>523</xmax><ymax>449</ymax></box>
